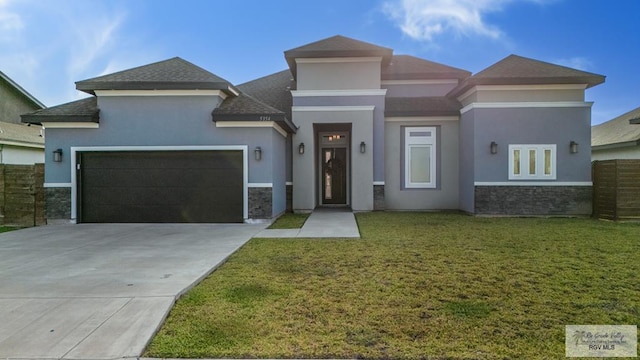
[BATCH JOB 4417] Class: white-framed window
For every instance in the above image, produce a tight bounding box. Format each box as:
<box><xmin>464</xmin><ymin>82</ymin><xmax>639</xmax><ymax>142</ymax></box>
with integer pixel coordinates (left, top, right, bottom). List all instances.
<box><xmin>508</xmin><ymin>144</ymin><xmax>556</xmax><ymax>180</ymax></box>
<box><xmin>404</xmin><ymin>127</ymin><xmax>437</xmax><ymax>188</ymax></box>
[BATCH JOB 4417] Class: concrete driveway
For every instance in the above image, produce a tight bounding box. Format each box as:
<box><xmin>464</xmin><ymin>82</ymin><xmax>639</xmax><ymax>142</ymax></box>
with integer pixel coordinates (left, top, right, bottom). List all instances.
<box><xmin>0</xmin><ymin>223</ymin><xmax>265</xmax><ymax>359</ymax></box>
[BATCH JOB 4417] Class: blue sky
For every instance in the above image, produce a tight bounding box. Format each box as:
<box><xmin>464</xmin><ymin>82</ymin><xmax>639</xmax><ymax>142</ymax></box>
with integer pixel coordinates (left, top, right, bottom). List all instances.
<box><xmin>1</xmin><ymin>0</ymin><xmax>638</xmax><ymax>125</ymax></box>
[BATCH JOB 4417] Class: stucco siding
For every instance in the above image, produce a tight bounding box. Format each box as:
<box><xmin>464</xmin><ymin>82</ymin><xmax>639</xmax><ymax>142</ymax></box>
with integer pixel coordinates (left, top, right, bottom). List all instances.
<box><xmin>470</xmin><ymin>106</ymin><xmax>592</xmax><ymax>182</ymax></box>
<box><xmin>297</xmin><ymin>60</ymin><xmax>381</xmax><ymax>90</ymax></box>
<box><xmin>0</xmin><ymin>79</ymin><xmax>40</xmax><ymax>124</ymax></box>
<box><xmin>458</xmin><ymin>112</ymin><xmax>475</xmax><ymax>213</ymax></box>
<box><xmin>271</xmin><ymin>130</ymin><xmax>287</xmax><ymax>216</ymax></box>
<box><xmin>384</xmin><ymin>120</ymin><xmax>459</xmax><ymax>210</ymax></box>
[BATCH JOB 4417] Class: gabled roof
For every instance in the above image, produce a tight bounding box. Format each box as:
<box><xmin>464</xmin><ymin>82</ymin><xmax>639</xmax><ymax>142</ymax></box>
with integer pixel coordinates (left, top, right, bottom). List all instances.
<box><xmin>449</xmin><ymin>54</ymin><xmax>605</xmax><ymax>97</ymax></box>
<box><xmin>75</xmin><ymin>57</ymin><xmax>239</xmax><ymax>95</ymax></box>
<box><xmin>212</xmin><ymin>92</ymin><xmax>296</xmax><ymax>133</ymax></box>
<box><xmin>237</xmin><ymin>70</ymin><xmax>294</xmax><ymax>119</ymax></box>
<box><xmin>592</xmin><ymin>106</ymin><xmax>640</xmax><ymax>149</ymax></box>
<box><xmin>284</xmin><ymin>35</ymin><xmax>393</xmax><ymax>78</ymax></box>
<box><xmin>0</xmin><ymin>71</ymin><xmax>45</xmax><ymax>109</ymax></box>
<box><xmin>382</xmin><ymin>55</ymin><xmax>471</xmax><ymax>81</ymax></box>
<box><xmin>21</xmin><ymin>97</ymin><xmax>99</xmax><ymax>124</ymax></box>
<box><xmin>0</xmin><ymin>121</ymin><xmax>44</xmax><ymax>148</ymax></box>
<box><xmin>385</xmin><ymin>97</ymin><xmax>462</xmax><ymax>117</ymax></box>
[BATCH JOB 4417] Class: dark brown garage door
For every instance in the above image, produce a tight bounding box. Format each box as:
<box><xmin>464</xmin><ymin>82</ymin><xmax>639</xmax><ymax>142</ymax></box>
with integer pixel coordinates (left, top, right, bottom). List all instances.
<box><xmin>78</xmin><ymin>150</ymin><xmax>243</xmax><ymax>223</ymax></box>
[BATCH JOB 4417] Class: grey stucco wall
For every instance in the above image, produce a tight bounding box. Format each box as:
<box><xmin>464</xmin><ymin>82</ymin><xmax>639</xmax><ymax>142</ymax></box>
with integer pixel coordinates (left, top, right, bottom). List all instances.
<box><xmin>297</xmin><ymin>61</ymin><xmax>381</xmax><ymax>90</ymax></box>
<box><xmin>458</xmin><ymin>112</ymin><xmax>475</xmax><ymax>213</ymax></box>
<box><xmin>292</xmin><ymin>108</ymin><xmax>374</xmax><ymax>211</ymax></box>
<box><xmin>384</xmin><ymin>120</ymin><xmax>460</xmax><ymax>210</ymax></box>
<box><xmin>469</xmin><ymin>106</ymin><xmax>592</xmax><ymax>182</ymax></box>
<box><xmin>271</xmin><ymin>130</ymin><xmax>286</xmax><ymax>216</ymax></box>
<box><xmin>44</xmin><ymin>96</ymin><xmax>281</xmax><ymax>185</ymax></box>
<box><xmin>293</xmin><ymin>95</ymin><xmax>385</xmax><ymax>182</ymax></box>
<box><xmin>0</xmin><ymin>78</ymin><xmax>41</xmax><ymax>124</ymax></box>
<box><xmin>383</xmin><ymin>83</ymin><xmax>458</xmax><ymax>98</ymax></box>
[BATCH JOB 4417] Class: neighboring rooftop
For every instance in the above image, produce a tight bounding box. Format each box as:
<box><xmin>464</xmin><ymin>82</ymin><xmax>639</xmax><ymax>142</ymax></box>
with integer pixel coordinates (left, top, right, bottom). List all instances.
<box><xmin>0</xmin><ymin>121</ymin><xmax>44</xmax><ymax>148</ymax></box>
<box><xmin>592</xmin><ymin>106</ymin><xmax>640</xmax><ymax>149</ymax></box>
<box><xmin>449</xmin><ymin>54</ymin><xmax>606</xmax><ymax>97</ymax></box>
<box><xmin>382</xmin><ymin>55</ymin><xmax>471</xmax><ymax>81</ymax></box>
<box><xmin>75</xmin><ymin>57</ymin><xmax>239</xmax><ymax>95</ymax></box>
<box><xmin>22</xmin><ymin>97</ymin><xmax>99</xmax><ymax>124</ymax></box>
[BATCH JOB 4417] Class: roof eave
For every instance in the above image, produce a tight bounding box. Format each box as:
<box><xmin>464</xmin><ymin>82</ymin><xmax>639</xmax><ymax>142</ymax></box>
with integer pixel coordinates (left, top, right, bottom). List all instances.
<box><xmin>21</xmin><ymin>112</ymin><xmax>100</xmax><ymax>124</ymax></box>
<box><xmin>75</xmin><ymin>81</ymin><xmax>235</xmax><ymax>95</ymax></box>
<box><xmin>592</xmin><ymin>140</ymin><xmax>640</xmax><ymax>151</ymax></box>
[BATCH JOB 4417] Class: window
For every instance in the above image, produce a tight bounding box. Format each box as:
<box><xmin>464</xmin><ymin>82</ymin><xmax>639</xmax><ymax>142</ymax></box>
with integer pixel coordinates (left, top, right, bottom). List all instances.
<box><xmin>405</xmin><ymin>127</ymin><xmax>436</xmax><ymax>188</ymax></box>
<box><xmin>508</xmin><ymin>144</ymin><xmax>556</xmax><ymax>180</ymax></box>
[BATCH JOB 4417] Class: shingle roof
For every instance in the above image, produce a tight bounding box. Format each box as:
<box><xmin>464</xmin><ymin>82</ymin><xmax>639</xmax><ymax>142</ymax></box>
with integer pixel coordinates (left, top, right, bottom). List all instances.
<box><xmin>237</xmin><ymin>70</ymin><xmax>294</xmax><ymax>119</ymax></box>
<box><xmin>449</xmin><ymin>54</ymin><xmax>605</xmax><ymax>97</ymax></box>
<box><xmin>75</xmin><ymin>57</ymin><xmax>238</xmax><ymax>95</ymax></box>
<box><xmin>21</xmin><ymin>97</ymin><xmax>99</xmax><ymax>124</ymax></box>
<box><xmin>0</xmin><ymin>121</ymin><xmax>44</xmax><ymax>148</ymax></box>
<box><xmin>592</xmin><ymin>106</ymin><xmax>640</xmax><ymax>149</ymax></box>
<box><xmin>213</xmin><ymin>92</ymin><xmax>296</xmax><ymax>133</ymax></box>
<box><xmin>284</xmin><ymin>35</ymin><xmax>393</xmax><ymax>78</ymax></box>
<box><xmin>382</xmin><ymin>55</ymin><xmax>470</xmax><ymax>81</ymax></box>
<box><xmin>385</xmin><ymin>97</ymin><xmax>462</xmax><ymax>117</ymax></box>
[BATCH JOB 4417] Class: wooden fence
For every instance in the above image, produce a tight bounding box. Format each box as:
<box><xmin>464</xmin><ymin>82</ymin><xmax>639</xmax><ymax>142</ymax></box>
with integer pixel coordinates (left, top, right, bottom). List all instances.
<box><xmin>592</xmin><ymin>159</ymin><xmax>640</xmax><ymax>220</ymax></box>
<box><xmin>0</xmin><ymin>164</ymin><xmax>45</xmax><ymax>226</ymax></box>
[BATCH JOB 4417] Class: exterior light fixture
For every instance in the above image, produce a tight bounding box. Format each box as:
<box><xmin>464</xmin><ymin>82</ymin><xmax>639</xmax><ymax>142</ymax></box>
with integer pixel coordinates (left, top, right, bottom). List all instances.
<box><xmin>53</xmin><ymin>148</ymin><xmax>63</xmax><ymax>162</ymax></box>
<box><xmin>254</xmin><ymin>146</ymin><xmax>262</xmax><ymax>161</ymax></box>
<box><xmin>360</xmin><ymin>141</ymin><xmax>366</xmax><ymax>154</ymax></box>
<box><xmin>490</xmin><ymin>141</ymin><xmax>498</xmax><ymax>154</ymax></box>
<box><xmin>298</xmin><ymin>142</ymin><xmax>305</xmax><ymax>155</ymax></box>
<box><xmin>570</xmin><ymin>141</ymin><xmax>578</xmax><ymax>154</ymax></box>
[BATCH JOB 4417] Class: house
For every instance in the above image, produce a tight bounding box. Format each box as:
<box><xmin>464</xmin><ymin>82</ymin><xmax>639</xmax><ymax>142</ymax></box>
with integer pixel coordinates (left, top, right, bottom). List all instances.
<box><xmin>592</xmin><ymin>106</ymin><xmax>640</xmax><ymax>160</ymax></box>
<box><xmin>0</xmin><ymin>71</ymin><xmax>46</xmax><ymax>164</ymax></box>
<box><xmin>22</xmin><ymin>35</ymin><xmax>605</xmax><ymax>223</ymax></box>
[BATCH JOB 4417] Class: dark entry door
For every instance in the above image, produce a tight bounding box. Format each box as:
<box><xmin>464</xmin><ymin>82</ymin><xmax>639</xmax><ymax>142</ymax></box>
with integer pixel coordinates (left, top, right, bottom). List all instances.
<box><xmin>321</xmin><ymin>147</ymin><xmax>347</xmax><ymax>204</ymax></box>
<box><xmin>78</xmin><ymin>150</ymin><xmax>244</xmax><ymax>223</ymax></box>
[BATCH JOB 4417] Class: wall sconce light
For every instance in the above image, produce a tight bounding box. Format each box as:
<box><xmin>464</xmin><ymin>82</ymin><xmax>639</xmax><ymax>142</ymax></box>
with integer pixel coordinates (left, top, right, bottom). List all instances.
<box><xmin>53</xmin><ymin>148</ymin><xmax>63</xmax><ymax>162</ymax></box>
<box><xmin>360</xmin><ymin>141</ymin><xmax>366</xmax><ymax>154</ymax></box>
<box><xmin>254</xmin><ymin>146</ymin><xmax>262</xmax><ymax>161</ymax></box>
<box><xmin>490</xmin><ymin>141</ymin><xmax>498</xmax><ymax>154</ymax></box>
<box><xmin>570</xmin><ymin>141</ymin><xmax>578</xmax><ymax>154</ymax></box>
<box><xmin>298</xmin><ymin>142</ymin><xmax>305</xmax><ymax>155</ymax></box>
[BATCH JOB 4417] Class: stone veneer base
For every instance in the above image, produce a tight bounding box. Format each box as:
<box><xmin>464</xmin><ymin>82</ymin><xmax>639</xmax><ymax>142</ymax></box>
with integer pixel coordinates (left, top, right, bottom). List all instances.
<box><xmin>474</xmin><ymin>185</ymin><xmax>592</xmax><ymax>215</ymax></box>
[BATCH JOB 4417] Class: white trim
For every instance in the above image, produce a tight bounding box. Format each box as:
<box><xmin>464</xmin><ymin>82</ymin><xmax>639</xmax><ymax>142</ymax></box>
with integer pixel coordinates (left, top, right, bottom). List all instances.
<box><xmin>248</xmin><ymin>183</ymin><xmax>273</xmax><ymax>188</ymax></box>
<box><xmin>295</xmin><ymin>57</ymin><xmax>382</xmax><ymax>64</ymax></box>
<box><xmin>373</xmin><ymin>181</ymin><xmax>385</xmax><ymax>186</ymax></box>
<box><xmin>291</xmin><ymin>89</ymin><xmax>387</xmax><ymax>97</ymax></box>
<box><xmin>385</xmin><ymin>116</ymin><xmax>459</xmax><ymax>122</ymax></box>
<box><xmin>0</xmin><ymin>140</ymin><xmax>44</xmax><ymax>149</ymax></box>
<box><xmin>381</xmin><ymin>79</ymin><xmax>458</xmax><ymax>86</ymax></box>
<box><xmin>460</xmin><ymin>101</ymin><xmax>593</xmax><ymax>114</ymax></box>
<box><xmin>508</xmin><ymin>144</ymin><xmax>557</xmax><ymax>180</ymax></box>
<box><xmin>42</xmin><ymin>122</ymin><xmax>99</xmax><ymax>129</ymax></box>
<box><xmin>457</xmin><ymin>84</ymin><xmax>588</xmax><ymax>103</ymax></box>
<box><xmin>44</xmin><ymin>182</ymin><xmax>72</xmax><ymax>188</ymax></box>
<box><xmin>285</xmin><ymin>181</ymin><xmax>293</xmax><ymax>186</ymax></box>
<box><xmin>95</xmin><ymin>89</ymin><xmax>228</xmax><ymax>98</ymax></box>
<box><xmin>292</xmin><ymin>106</ymin><xmax>375</xmax><ymax>112</ymax></box>
<box><xmin>474</xmin><ymin>181</ymin><xmax>592</xmax><ymax>186</ymax></box>
<box><xmin>70</xmin><ymin>145</ymin><xmax>248</xmax><ymax>221</ymax></box>
<box><xmin>215</xmin><ymin>121</ymin><xmax>287</xmax><ymax>137</ymax></box>
<box><xmin>226</xmin><ymin>86</ymin><xmax>240</xmax><ymax>97</ymax></box>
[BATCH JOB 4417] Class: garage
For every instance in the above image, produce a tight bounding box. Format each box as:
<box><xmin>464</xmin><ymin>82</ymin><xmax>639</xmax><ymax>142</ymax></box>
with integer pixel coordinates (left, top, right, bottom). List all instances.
<box><xmin>77</xmin><ymin>150</ymin><xmax>244</xmax><ymax>223</ymax></box>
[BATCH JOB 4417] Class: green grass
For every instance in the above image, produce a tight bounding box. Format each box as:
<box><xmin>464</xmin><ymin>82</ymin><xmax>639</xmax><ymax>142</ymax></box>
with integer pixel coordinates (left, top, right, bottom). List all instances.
<box><xmin>145</xmin><ymin>213</ymin><xmax>640</xmax><ymax>359</ymax></box>
<box><xmin>267</xmin><ymin>212</ymin><xmax>310</xmax><ymax>229</ymax></box>
<box><xmin>0</xmin><ymin>226</ymin><xmax>20</xmax><ymax>233</ymax></box>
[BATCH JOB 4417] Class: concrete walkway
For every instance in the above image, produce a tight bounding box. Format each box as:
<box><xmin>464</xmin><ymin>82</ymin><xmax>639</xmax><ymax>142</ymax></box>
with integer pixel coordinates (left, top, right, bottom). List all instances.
<box><xmin>0</xmin><ymin>223</ymin><xmax>265</xmax><ymax>360</ymax></box>
<box><xmin>256</xmin><ymin>208</ymin><xmax>361</xmax><ymax>238</ymax></box>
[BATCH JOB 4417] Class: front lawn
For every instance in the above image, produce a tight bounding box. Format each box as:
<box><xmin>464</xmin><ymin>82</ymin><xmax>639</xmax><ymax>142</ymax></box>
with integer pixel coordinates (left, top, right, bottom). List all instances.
<box><xmin>145</xmin><ymin>213</ymin><xmax>640</xmax><ymax>359</ymax></box>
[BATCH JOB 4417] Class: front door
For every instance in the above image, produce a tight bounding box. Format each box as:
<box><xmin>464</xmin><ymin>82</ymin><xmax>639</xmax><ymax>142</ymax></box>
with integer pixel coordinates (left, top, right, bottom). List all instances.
<box><xmin>322</xmin><ymin>147</ymin><xmax>347</xmax><ymax>204</ymax></box>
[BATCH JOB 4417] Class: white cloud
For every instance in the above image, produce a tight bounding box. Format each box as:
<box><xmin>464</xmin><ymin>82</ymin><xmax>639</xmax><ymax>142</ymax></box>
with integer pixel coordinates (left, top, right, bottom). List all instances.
<box><xmin>383</xmin><ymin>0</ymin><xmax>532</xmax><ymax>42</ymax></box>
<box><xmin>0</xmin><ymin>0</ymin><xmax>23</xmax><ymax>41</ymax></box>
<box><xmin>553</xmin><ymin>56</ymin><xmax>593</xmax><ymax>71</ymax></box>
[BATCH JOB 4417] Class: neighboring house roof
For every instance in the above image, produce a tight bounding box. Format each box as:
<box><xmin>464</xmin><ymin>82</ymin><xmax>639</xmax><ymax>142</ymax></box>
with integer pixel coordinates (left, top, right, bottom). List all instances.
<box><xmin>382</xmin><ymin>55</ymin><xmax>471</xmax><ymax>81</ymax></box>
<box><xmin>385</xmin><ymin>97</ymin><xmax>462</xmax><ymax>117</ymax></box>
<box><xmin>212</xmin><ymin>92</ymin><xmax>296</xmax><ymax>133</ymax></box>
<box><xmin>237</xmin><ymin>70</ymin><xmax>294</xmax><ymax>119</ymax></box>
<box><xmin>592</xmin><ymin>106</ymin><xmax>640</xmax><ymax>150</ymax></box>
<box><xmin>75</xmin><ymin>57</ymin><xmax>239</xmax><ymax>95</ymax></box>
<box><xmin>449</xmin><ymin>54</ymin><xmax>606</xmax><ymax>97</ymax></box>
<box><xmin>284</xmin><ymin>35</ymin><xmax>393</xmax><ymax>78</ymax></box>
<box><xmin>0</xmin><ymin>121</ymin><xmax>44</xmax><ymax>148</ymax></box>
<box><xmin>0</xmin><ymin>71</ymin><xmax>46</xmax><ymax>109</ymax></box>
<box><xmin>21</xmin><ymin>97</ymin><xmax>99</xmax><ymax>124</ymax></box>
